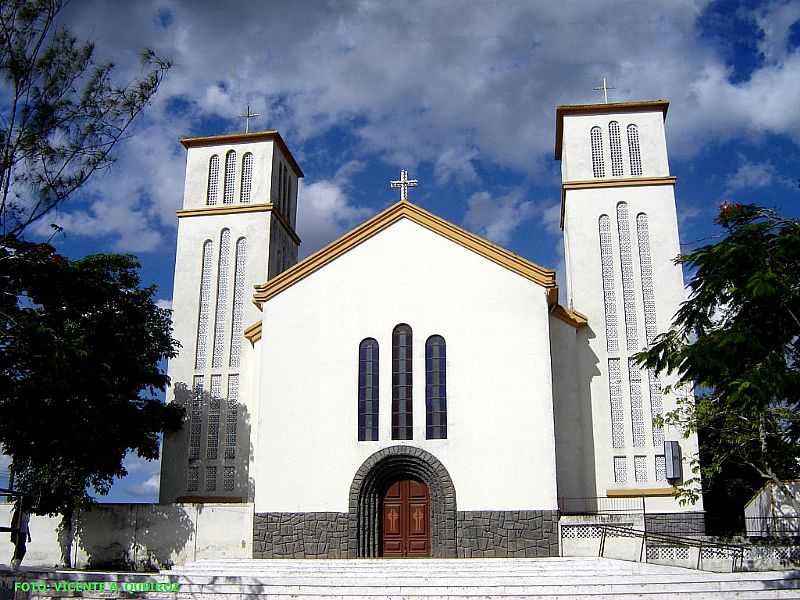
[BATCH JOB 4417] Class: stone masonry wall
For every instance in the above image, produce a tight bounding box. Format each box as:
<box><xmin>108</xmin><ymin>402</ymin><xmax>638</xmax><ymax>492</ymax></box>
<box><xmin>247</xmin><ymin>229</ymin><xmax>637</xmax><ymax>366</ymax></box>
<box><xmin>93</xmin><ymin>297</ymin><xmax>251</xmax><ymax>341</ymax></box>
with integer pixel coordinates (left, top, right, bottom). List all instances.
<box><xmin>253</xmin><ymin>512</ymin><xmax>349</xmax><ymax>558</ymax></box>
<box><xmin>645</xmin><ymin>511</ymin><xmax>705</xmax><ymax>536</ymax></box>
<box><xmin>457</xmin><ymin>510</ymin><xmax>559</xmax><ymax>557</ymax></box>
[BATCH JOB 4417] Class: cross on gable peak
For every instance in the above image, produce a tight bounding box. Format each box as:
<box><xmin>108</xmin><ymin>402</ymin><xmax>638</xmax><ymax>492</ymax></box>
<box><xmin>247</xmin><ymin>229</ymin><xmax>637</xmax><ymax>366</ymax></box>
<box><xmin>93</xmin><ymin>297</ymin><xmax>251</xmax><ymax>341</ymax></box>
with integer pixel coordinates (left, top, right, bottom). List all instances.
<box><xmin>389</xmin><ymin>169</ymin><xmax>418</xmax><ymax>201</ymax></box>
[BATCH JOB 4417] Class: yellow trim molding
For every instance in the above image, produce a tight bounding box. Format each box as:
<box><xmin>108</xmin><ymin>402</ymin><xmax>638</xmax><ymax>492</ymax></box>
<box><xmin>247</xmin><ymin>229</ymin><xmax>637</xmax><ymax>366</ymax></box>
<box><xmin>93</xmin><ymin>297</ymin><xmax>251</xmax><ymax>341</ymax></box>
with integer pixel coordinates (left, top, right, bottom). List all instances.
<box><xmin>559</xmin><ymin>176</ymin><xmax>678</xmax><ymax>230</ymax></box>
<box><xmin>554</xmin><ymin>100</ymin><xmax>669</xmax><ymax>159</ymax></box>
<box><xmin>253</xmin><ymin>200</ymin><xmax>557</xmax><ymax>307</ymax></box>
<box><xmin>180</xmin><ymin>130</ymin><xmax>304</xmax><ymax>177</ymax></box>
<box><xmin>177</xmin><ymin>203</ymin><xmax>272</xmax><ymax>218</ymax></box>
<box><xmin>551</xmin><ymin>304</ymin><xmax>589</xmax><ymax>328</ymax></box>
<box><xmin>244</xmin><ymin>320</ymin><xmax>262</xmax><ymax>345</ymax></box>
<box><xmin>606</xmin><ymin>487</ymin><xmax>675</xmax><ymax>498</ymax></box>
<box><xmin>176</xmin><ymin>202</ymin><xmax>302</xmax><ymax>245</ymax></box>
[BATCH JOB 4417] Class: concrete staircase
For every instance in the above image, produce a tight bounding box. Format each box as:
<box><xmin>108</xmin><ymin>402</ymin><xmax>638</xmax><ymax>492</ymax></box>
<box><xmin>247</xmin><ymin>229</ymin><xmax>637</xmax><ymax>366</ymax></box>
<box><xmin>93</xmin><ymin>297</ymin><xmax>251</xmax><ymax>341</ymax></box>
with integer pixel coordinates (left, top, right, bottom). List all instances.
<box><xmin>4</xmin><ymin>557</ymin><xmax>800</xmax><ymax>599</ymax></box>
<box><xmin>163</xmin><ymin>557</ymin><xmax>800</xmax><ymax>599</ymax></box>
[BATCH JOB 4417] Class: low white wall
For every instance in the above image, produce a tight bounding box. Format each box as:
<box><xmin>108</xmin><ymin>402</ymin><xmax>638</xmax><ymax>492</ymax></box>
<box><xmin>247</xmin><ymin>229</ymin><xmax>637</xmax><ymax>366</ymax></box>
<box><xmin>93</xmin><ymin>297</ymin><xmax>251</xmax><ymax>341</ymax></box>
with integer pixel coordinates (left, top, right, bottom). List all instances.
<box><xmin>1</xmin><ymin>503</ymin><xmax>253</xmax><ymax>570</ymax></box>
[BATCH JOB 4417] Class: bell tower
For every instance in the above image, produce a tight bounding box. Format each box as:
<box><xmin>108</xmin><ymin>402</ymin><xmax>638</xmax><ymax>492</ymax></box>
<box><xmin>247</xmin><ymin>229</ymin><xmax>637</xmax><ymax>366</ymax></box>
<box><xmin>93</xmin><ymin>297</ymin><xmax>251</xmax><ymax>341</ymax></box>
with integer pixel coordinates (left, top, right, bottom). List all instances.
<box><xmin>159</xmin><ymin>130</ymin><xmax>303</xmax><ymax>503</ymax></box>
<box><xmin>556</xmin><ymin>100</ymin><xmax>703</xmax><ymax>529</ymax></box>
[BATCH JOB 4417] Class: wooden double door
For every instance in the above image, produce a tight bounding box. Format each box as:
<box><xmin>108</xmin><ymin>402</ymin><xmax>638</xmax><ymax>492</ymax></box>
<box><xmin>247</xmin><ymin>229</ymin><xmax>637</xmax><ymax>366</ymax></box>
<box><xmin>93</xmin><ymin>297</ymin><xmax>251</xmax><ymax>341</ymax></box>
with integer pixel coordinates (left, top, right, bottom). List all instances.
<box><xmin>382</xmin><ymin>479</ymin><xmax>430</xmax><ymax>557</ymax></box>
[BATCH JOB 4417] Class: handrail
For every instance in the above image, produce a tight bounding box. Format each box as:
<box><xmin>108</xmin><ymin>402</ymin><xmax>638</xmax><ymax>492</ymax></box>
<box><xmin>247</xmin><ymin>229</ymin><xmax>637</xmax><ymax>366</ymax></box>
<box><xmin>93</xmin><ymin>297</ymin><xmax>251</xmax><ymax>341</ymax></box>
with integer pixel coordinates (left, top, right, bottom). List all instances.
<box><xmin>597</xmin><ymin>523</ymin><xmax>745</xmax><ymax>572</ymax></box>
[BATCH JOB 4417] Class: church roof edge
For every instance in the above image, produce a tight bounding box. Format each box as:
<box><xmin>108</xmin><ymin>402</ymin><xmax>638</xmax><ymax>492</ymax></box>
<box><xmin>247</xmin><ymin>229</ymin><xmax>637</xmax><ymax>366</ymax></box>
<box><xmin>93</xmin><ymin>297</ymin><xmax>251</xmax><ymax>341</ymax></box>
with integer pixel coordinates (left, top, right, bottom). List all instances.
<box><xmin>252</xmin><ymin>200</ymin><xmax>557</xmax><ymax>307</ymax></box>
<box><xmin>554</xmin><ymin>99</ymin><xmax>670</xmax><ymax>160</ymax></box>
<box><xmin>180</xmin><ymin>130</ymin><xmax>304</xmax><ymax>177</ymax></box>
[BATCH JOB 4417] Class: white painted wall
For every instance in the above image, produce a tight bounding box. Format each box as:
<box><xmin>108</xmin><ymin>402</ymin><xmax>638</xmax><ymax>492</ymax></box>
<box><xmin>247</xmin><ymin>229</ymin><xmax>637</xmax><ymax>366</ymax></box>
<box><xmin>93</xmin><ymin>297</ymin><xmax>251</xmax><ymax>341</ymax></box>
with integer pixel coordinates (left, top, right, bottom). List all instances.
<box><xmin>0</xmin><ymin>503</ymin><xmax>252</xmax><ymax>569</ymax></box>
<box><xmin>253</xmin><ymin>218</ymin><xmax>559</xmax><ymax>513</ymax></box>
<box><xmin>560</xmin><ymin>110</ymin><xmax>669</xmax><ymax>181</ymax></box>
<box><xmin>183</xmin><ymin>141</ymin><xmax>275</xmax><ymax>208</ymax></box>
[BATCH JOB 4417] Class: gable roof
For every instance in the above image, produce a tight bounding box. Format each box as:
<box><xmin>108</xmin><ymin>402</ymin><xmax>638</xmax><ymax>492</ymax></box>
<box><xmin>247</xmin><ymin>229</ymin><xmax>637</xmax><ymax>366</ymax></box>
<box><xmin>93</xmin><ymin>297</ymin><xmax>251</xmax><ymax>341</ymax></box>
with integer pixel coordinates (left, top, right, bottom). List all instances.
<box><xmin>253</xmin><ymin>200</ymin><xmax>557</xmax><ymax>306</ymax></box>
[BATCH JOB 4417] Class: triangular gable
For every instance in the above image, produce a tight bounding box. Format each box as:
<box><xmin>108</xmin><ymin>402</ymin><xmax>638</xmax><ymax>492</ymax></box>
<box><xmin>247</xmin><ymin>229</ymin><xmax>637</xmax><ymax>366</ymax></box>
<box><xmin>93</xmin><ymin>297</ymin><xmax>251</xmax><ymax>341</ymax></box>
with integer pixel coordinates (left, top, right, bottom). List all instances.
<box><xmin>252</xmin><ymin>200</ymin><xmax>557</xmax><ymax>307</ymax></box>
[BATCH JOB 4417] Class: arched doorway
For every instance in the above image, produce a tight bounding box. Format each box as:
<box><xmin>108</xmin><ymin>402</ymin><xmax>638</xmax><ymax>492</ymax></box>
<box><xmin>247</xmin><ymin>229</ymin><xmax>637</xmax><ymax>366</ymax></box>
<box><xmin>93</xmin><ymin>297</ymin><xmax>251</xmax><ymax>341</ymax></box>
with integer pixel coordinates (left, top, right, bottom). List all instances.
<box><xmin>348</xmin><ymin>446</ymin><xmax>457</xmax><ymax>558</ymax></box>
<box><xmin>382</xmin><ymin>478</ymin><xmax>430</xmax><ymax>557</ymax></box>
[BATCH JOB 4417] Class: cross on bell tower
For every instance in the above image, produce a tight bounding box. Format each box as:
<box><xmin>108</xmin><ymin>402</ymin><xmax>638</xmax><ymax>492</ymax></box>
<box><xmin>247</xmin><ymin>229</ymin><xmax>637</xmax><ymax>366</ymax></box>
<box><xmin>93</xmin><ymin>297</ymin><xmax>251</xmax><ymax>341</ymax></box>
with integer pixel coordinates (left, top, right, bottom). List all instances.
<box><xmin>390</xmin><ymin>169</ymin><xmax>418</xmax><ymax>201</ymax></box>
<box><xmin>239</xmin><ymin>104</ymin><xmax>261</xmax><ymax>133</ymax></box>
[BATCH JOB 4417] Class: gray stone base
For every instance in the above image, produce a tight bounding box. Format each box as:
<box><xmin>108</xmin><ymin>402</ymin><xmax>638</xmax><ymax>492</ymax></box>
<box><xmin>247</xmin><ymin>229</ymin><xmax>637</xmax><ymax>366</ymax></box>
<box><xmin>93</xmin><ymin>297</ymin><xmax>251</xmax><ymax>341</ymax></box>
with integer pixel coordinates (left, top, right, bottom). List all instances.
<box><xmin>254</xmin><ymin>510</ymin><xmax>560</xmax><ymax>558</ymax></box>
<box><xmin>645</xmin><ymin>511</ymin><xmax>705</xmax><ymax>535</ymax></box>
<box><xmin>457</xmin><ymin>510</ymin><xmax>559</xmax><ymax>557</ymax></box>
<box><xmin>253</xmin><ymin>512</ymin><xmax>349</xmax><ymax>558</ymax></box>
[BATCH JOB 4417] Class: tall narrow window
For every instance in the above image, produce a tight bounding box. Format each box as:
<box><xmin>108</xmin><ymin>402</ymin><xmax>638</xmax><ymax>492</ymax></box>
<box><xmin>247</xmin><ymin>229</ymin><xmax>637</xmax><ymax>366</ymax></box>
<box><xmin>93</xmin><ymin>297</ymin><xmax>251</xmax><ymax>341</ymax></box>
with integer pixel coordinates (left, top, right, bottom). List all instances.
<box><xmin>392</xmin><ymin>324</ymin><xmax>413</xmax><ymax>440</ymax></box>
<box><xmin>207</xmin><ymin>155</ymin><xmax>219</xmax><ymax>205</ymax></box>
<box><xmin>614</xmin><ymin>456</ymin><xmax>627</xmax><ymax>483</ymax></box>
<box><xmin>223</xmin><ymin>150</ymin><xmax>236</xmax><ymax>204</ymax></box>
<box><xmin>206</xmin><ymin>374</ymin><xmax>221</xmax><ymax>459</ymax></box>
<box><xmin>591</xmin><ymin>126</ymin><xmax>605</xmax><ymax>178</ymax></box>
<box><xmin>189</xmin><ymin>375</ymin><xmax>203</xmax><ymax>461</ymax></box>
<box><xmin>240</xmin><ymin>152</ymin><xmax>253</xmax><ymax>203</ymax></box>
<box><xmin>187</xmin><ymin>467</ymin><xmax>199</xmax><ymax>492</ymax></box>
<box><xmin>287</xmin><ymin>176</ymin><xmax>292</xmax><ymax>220</ymax></box>
<box><xmin>629</xmin><ymin>358</ymin><xmax>646</xmax><ymax>447</ymax></box>
<box><xmin>223</xmin><ymin>466</ymin><xmax>235</xmax><ymax>491</ymax></box>
<box><xmin>225</xmin><ymin>374</ymin><xmax>239</xmax><ymax>459</ymax></box>
<box><xmin>229</xmin><ymin>238</ymin><xmax>247</xmax><ymax>369</ymax></box>
<box><xmin>205</xmin><ymin>466</ymin><xmax>217</xmax><ymax>491</ymax></box>
<box><xmin>616</xmin><ymin>202</ymin><xmax>638</xmax><ymax>351</ymax></box>
<box><xmin>211</xmin><ymin>229</ymin><xmax>231</xmax><ymax>369</ymax></box>
<box><xmin>358</xmin><ymin>338</ymin><xmax>379</xmax><ymax>441</ymax></box>
<box><xmin>609</xmin><ymin>121</ymin><xmax>623</xmax><ymax>176</ymax></box>
<box><xmin>425</xmin><ymin>335</ymin><xmax>447</xmax><ymax>439</ymax></box>
<box><xmin>627</xmin><ymin>124</ymin><xmax>642</xmax><ymax>175</ymax></box>
<box><xmin>195</xmin><ymin>240</ymin><xmax>214</xmax><ymax>370</ymax></box>
<box><xmin>655</xmin><ymin>455</ymin><xmax>667</xmax><ymax>481</ymax></box>
<box><xmin>599</xmin><ymin>215</ymin><xmax>619</xmax><ymax>353</ymax></box>
<box><xmin>636</xmin><ymin>213</ymin><xmax>657</xmax><ymax>345</ymax></box>
<box><xmin>648</xmin><ymin>370</ymin><xmax>665</xmax><ymax>447</ymax></box>
<box><xmin>608</xmin><ymin>358</ymin><xmax>624</xmax><ymax>448</ymax></box>
<box><xmin>634</xmin><ymin>456</ymin><xmax>647</xmax><ymax>483</ymax></box>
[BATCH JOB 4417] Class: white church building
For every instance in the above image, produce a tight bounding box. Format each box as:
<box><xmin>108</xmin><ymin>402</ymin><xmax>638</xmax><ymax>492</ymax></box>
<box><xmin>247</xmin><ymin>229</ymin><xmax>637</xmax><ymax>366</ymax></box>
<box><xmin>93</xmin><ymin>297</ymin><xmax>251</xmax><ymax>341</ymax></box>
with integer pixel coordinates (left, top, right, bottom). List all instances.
<box><xmin>159</xmin><ymin>99</ymin><xmax>704</xmax><ymax>559</ymax></box>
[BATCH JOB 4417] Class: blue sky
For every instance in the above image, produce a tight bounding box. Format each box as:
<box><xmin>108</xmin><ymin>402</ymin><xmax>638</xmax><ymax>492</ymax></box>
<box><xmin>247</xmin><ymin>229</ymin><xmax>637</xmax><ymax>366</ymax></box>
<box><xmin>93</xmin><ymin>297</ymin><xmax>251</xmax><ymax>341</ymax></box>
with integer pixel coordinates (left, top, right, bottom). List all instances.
<box><xmin>4</xmin><ymin>0</ymin><xmax>799</xmax><ymax>502</ymax></box>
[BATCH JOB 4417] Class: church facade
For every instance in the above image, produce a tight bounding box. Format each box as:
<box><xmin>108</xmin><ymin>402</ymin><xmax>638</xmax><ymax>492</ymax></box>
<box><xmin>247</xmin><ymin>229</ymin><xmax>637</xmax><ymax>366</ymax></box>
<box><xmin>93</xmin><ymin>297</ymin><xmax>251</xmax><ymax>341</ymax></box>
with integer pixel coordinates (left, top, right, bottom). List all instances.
<box><xmin>159</xmin><ymin>100</ymin><xmax>704</xmax><ymax>559</ymax></box>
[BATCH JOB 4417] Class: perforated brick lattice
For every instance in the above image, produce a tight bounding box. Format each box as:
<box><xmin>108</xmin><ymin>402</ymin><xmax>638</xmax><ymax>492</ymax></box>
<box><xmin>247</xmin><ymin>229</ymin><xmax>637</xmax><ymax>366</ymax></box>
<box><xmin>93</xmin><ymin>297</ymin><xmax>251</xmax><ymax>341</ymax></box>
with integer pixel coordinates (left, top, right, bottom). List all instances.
<box><xmin>599</xmin><ymin>215</ymin><xmax>619</xmax><ymax>354</ymax></box>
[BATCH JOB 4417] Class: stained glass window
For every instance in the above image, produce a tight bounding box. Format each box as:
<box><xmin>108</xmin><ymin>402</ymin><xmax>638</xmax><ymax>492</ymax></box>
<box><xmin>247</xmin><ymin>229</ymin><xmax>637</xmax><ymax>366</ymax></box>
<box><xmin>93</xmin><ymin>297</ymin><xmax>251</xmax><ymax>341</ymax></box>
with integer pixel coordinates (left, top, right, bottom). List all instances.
<box><xmin>358</xmin><ymin>338</ymin><xmax>379</xmax><ymax>441</ymax></box>
<box><xmin>392</xmin><ymin>324</ymin><xmax>413</xmax><ymax>440</ymax></box>
<box><xmin>425</xmin><ymin>335</ymin><xmax>447</xmax><ymax>439</ymax></box>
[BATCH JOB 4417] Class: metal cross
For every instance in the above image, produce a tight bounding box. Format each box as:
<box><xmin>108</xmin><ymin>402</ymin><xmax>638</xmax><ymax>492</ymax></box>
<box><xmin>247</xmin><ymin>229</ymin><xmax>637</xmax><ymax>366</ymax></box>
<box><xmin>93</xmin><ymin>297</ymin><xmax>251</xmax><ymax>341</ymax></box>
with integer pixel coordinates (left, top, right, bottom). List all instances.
<box><xmin>390</xmin><ymin>169</ymin><xmax>418</xmax><ymax>201</ymax></box>
<box><xmin>593</xmin><ymin>77</ymin><xmax>616</xmax><ymax>104</ymax></box>
<box><xmin>239</xmin><ymin>104</ymin><xmax>261</xmax><ymax>133</ymax></box>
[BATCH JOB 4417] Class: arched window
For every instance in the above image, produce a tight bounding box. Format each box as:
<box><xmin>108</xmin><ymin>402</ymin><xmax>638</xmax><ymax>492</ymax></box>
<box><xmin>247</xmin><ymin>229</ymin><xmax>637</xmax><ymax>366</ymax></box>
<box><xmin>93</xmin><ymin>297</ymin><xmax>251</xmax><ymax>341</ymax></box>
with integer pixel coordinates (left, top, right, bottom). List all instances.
<box><xmin>223</xmin><ymin>150</ymin><xmax>236</xmax><ymax>204</ymax></box>
<box><xmin>206</xmin><ymin>155</ymin><xmax>219</xmax><ymax>205</ymax></box>
<box><xmin>229</xmin><ymin>237</ymin><xmax>247</xmax><ymax>369</ymax></box>
<box><xmin>598</xmin><ymin>215</ymin><xmax>618</xmax><ymax>353</ymax></box>
<box><xmin>240</xmin><ymin>152</ymin><xmax>253</xmax><ymax>203</ymax></box>
<box><xmin>195</xmin><ymin>239</ymin><xmax>214</xmax><ymax>369</ymax></box>
<box><xmin>211</xmin><ymin>229</ymin><xmax>231</xmax><ymax>369</ymax></box>
<box><xmin>425</xmin><ymin>335</ymin><xmax>447</xmax><ymax>439</ymax></box>
<box><xmin>358</xmin><ymin>338</ymin><xmax>379</xmax><ymax>441</ymax></box>
<box><xmin>392</xmin><ymin>324</ymin><xmax>413</xmax><ymax>440</ymax></box>
<box><xmin>627</xmin><ymin>124</ymin><xmax>642</xmax><ymax>175</ymax></box>
<box><xmin>590</xmin><ymin>126</ymin><xmax>605</xmax><ymax>178</ymax></box>
<box><xmin>609</xmin><ymin>121</ymin><xmax>623</xmax><ymax>176</ymax></box>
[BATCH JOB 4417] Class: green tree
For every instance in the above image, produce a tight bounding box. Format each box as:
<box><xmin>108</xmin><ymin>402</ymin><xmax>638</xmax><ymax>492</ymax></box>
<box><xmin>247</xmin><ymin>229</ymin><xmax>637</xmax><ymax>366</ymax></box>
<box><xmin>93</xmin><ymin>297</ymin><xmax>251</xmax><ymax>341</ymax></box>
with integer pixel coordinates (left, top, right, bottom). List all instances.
<box><xmin>0</xmin><ymin>0</ymin><xmax>170</xmax><ymax>236</ymax></box>
<box><xmin>636</xmin><ymin>204</ymin><xmax>800</xmax><ymax>514</ymax></box>
<box><xmin>0</xmin><ymin>238</ymin><xmax>184</xmax><ymax>565</ymax></box>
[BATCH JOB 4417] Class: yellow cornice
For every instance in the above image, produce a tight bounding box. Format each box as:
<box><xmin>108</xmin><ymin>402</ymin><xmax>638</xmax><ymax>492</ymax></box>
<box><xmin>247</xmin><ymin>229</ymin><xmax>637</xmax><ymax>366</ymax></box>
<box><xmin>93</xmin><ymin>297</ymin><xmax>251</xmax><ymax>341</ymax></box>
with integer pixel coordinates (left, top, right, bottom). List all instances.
<box><xmin>559</xmin><ymin>176</ymin><xmax>678</xmax><ymax>229</ymax></box>
<box><xmin>550</xmin><ymin>304</ymin><xmax>589</xmax><ymax>328</ymax></box>
<box><xmin>554</xmin><ymin>100</ymin><xmax>669</xmax><ymax>159</ymax></box>
<box><xmin>180</xmin><ymin>129</ymin><xmax>304</xmax><ymax>178</ymax></box>
<box><xmin>253</xmin><ymin>200</ymin><xmax>556</xmax><ymax>307</ymax></box>
<box><xmin>176</xmin><ymin>202</ymin><xmax>301</xmax><ymax>245</ymax></box>
<box><xmin>606</xmin><ymin>487</ymin><xmax>675</xmax><ymax>498</ymax></box>
<box><xmin>244</xmin><ymin>320</ymin><xmax>262</xmax><ymax>345</ymax></box>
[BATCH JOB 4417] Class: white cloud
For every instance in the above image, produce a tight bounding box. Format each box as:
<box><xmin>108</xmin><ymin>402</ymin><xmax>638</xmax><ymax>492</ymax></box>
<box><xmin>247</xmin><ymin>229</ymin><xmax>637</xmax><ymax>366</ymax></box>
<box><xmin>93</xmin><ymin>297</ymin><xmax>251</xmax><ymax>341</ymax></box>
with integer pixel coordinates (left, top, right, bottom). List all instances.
<box><xmin>126</xmin><ymin>474</ymin><xmax>160</xmax><ymax>498</ymax></box>
<box><xmin>156</xmin><ymin>298</ymin><xmax>173</xmax><ymax>311</ymax></box>
<box><xmin>463</xmin><ymin>189</ymin><xmax>538</xmax><ymax>246</ymax></box>
<box><xmin>724</xmin><ymin>157</ymin><xmax>795</xmax><ymax>192</ymax></box>
<box><xmin>40</xmin><ymin>1</ymin><xmax>800</xmax><ymax>247</ymax></box>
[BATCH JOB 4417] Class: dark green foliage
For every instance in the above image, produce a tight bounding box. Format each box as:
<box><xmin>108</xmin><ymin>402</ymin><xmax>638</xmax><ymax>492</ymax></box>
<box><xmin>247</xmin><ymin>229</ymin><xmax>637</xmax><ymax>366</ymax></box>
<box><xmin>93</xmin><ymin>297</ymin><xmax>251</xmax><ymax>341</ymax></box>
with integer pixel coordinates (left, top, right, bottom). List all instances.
<box><xmin>636</xmin><ymin>204</ymin><xmax>800</xmax><ymax>513</ymax></box>
<box><xmin>0</xmin><ymin>0</ymin><xmax>170</xmax><ymax>236</ymax></box>
<box><xmin>0</xmin><ymin>238</ymin><xmax>184</xmax><ymax>518</ymax></box>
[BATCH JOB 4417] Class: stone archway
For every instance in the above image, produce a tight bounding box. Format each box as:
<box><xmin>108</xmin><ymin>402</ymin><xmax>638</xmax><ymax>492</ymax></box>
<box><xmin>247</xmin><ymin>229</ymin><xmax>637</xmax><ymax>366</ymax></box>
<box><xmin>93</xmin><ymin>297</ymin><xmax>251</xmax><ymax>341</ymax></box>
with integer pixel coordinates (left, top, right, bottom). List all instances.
<box><xmin>348</xmin><ymin>446</ymin><xmax>457</xmax><ymax>558</ymax></box>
